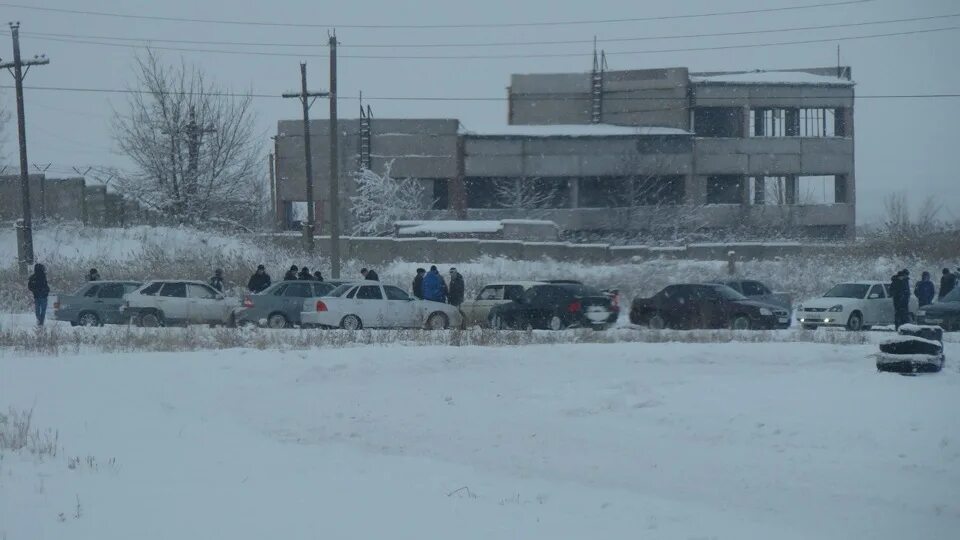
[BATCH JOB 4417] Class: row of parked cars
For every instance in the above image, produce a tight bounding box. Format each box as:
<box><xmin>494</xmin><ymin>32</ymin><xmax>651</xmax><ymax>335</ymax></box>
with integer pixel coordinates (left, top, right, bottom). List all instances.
<box><xmin>52</xmin><ymin>276</ymin><xmax>960</xmax><ymax>332</ymax></box>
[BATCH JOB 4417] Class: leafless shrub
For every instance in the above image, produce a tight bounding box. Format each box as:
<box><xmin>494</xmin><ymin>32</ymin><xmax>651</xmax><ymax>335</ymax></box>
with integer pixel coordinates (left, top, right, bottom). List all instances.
<box><xmin>0</xmin><ymin>407</ymin><xmax>59</xmax><ymax>458</ymax></box>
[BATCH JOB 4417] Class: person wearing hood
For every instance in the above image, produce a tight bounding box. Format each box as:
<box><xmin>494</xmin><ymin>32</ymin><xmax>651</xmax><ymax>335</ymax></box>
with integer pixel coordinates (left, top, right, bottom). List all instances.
<box><xmin>421</xmin><ymin>265</ymin><xmax>447</xmax><ymax>303</ymax></box>
<box><xmin>412</xmin><ymin>268</ymin><xmax>426</xmax><ymax>299</ymax></box>
<box><xmin>209</xmin><ymin>269</ymin><xmax>225</xmax><ymax>292</ymax></box>
<box><xmin>297</xmin><ymin>266</ymin><xmax>313</xmax><ymax>280</ymax></box>
<box><xmin>914</xmin><ymin>271</ymin><xmax>936</xmax><ymax>307</ymax></box>
<box><xmin>284</xmin><ymin>265</ymin><xmax>299</xmax><ymax>281</ymax></box>
<box><xmin>890</xmin><ymin>269</ymin><xmax>911</xmax><ymax>329</ymax></box>
<box><xmin>87</xmin><ymin>268</ymin><xmax>101</xmax><ymax>281</ymax></box>
<box><xmin>940</xmin><ymin>268</ymin><xmax>958</xmax><ymax>300</ymax></box>
<box><xmin>313</xmin><ymin>270</ymin><xmax>324</xmax><ymax>282</ymax></box>
<box><xmin>27</xmin><ymin>263</ymin><xmax>51</xmax><ymax>326</ymax></box>
<box><xmin>247</xmin><ymin>264</ymin><xmax>272</xmax><ymax>293</ymax></box>
<box><xmin>360</xmin><ymin>268</ymin><xmax>380</xmax><ymax>281</ymax></box>
<box><xmin>448</xmin><ymin>267</ymin><xmax>465</xmax><ymax>307</ymax></box>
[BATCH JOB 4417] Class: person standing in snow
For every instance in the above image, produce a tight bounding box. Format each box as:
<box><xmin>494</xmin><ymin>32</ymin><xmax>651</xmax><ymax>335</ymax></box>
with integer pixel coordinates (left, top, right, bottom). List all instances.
<box><xmin>421</xmin><ymin>265</ymin><xmax>447</xmax><ymax>303</ymax></box>
<box><xmin>27</xmin><ymin>263</ymin><xmax>50</xmax><ymax>326</ymax></box>
<box><xmin>914</xmin><ymin>271</ymin><xmax>936</xmax><ymax>307</ymax></box>
<box><xmin>447</xmin><ymin>267</ymin><xmax>465</xmax><ymax>307</ymax></box>
<box><xmin>209</xmin><ymin>269</ymin><xmax>225</xmax><ymax>292</ymax></box>
<box><xmin>940</xmin><ymin>268</ymin><xmax>958</xmax><ymax>300</ymax></box>
<box><xmin>87</xmin><ymin>268</ymin><xmax>101</xmax><ymax>281</ymax></box>
<box><xmin>284</xmin><ymin>265</ymin><xmax>299</xmax><ymax>281</ymax></box>
<box><xmin>247</xmin><ymin>264</ymin><xmax>271</xmax><ymax>293</ymax></box>
<box><xmin>313</xmin><ymin>270</ymin><xmax>324</xmax><ymax>282</ymax></box>
<box><xmin>297</xmin><ymin>266</ymin><xmax>313</xmax><ymax>280</ymax></box>
<box><xmin>360</xmin><ymin>268</ymin><xmax>380</xmax><ymax>281</ymax></box>
<box><xmin>890</xmin><ymin>269</ymin><xmax>910</xmax><ymax>329</ymax></box>
<box><xmin>412</xmin><ymin>268</ymin><xmax>426</xmax><ymax>299</ymax></box>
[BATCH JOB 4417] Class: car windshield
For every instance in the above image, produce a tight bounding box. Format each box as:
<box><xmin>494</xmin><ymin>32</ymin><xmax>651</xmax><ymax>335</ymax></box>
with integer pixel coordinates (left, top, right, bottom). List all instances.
<box><xmin>824</xmin><ymin>283</ymin><xmax>870</xmax><ymax>299</ymax></box>
<box><xmin>942</xmin><ymin>287</ymin><xmax>960</xmax><ymax>303</ymax></box>
<box><xmin>328</xmin><ymin>284</ymin><xmax>355</xmax><ymax>297</ymax></box>
<box><xmin>709</xmin><ymin>285</ymin><xmax>747</xmax><ymax>301</ymax></box>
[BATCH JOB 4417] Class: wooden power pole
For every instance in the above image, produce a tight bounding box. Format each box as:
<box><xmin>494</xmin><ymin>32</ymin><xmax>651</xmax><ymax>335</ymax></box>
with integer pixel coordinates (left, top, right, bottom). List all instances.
<box><xmin>1</xmin><ymin>22</ymin><xmax>49</xmax><ymax>276</ymax></box>
<box><xmin>328</xmin><ymin>34</ymin><xmax>341</xmax><ymax>278</ymax></box>
<box><xmin>283</xmin><ymin>63</ymin><xmax>328</xmax><ymax>253</ymax></box>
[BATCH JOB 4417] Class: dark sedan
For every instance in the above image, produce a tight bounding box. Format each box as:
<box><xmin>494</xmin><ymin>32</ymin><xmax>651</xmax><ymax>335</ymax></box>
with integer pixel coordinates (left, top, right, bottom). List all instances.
<box><xmin>235</xmin><ymin>280</ymin><xmax>344</xmax><ymax>328</ymax></box>
<box><xmin>917</xmin><ymin>287</ymin><xmax>960</xmax><ymax>331</ymax></box>
<box><xmin>630</xmin><ymin>283</ymin><xmax>789</xmax><ymax>330</ymax></box>
<box><xmin>488</xmin><ymin>283</ymin><xmax>616</xmax><ymax>331</ymax></box>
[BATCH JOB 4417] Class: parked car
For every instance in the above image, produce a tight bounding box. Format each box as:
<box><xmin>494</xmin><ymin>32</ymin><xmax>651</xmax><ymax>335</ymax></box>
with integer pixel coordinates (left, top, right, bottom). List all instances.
<box><xmin>917</xmin><ymin>286</ymin><xmax>960</xmax><ymax>331</ymax></box>
<box><xmin>459</xmin><ymin>281</ymin><xmax>544</xmax><ymax>327</ymax></box>
<box><xmin>707</xmin><ymin>279</ymin><xmax>792</xmax><ymax>312</ymax></box>
<box><xmin>235</xmin><ymin>280</ymin><xmax>346</xmax><ymax>328</ymax></box>
<box><xmin>797</xmin><ymin>281</ymin><xmax>919</xmax><ymax>331</ymax></box>
<box><xmin>122</xmin><ymin>280</ymin><xmax>239</xmax><ymax>327</ymax></box>
<box><xmin>54</xmin><ymin>281</ymin><xmax>142</xmax><ymax>326</ymax></box>
<box><xmin>487</xmin><ymin>283</ymin><xmax>616</xmax><ymax>331</ymax></box>
<box><xmin>630</xmin><ymin>283</ymin><xmax>789</xmax><ymax>330</ymax></box>
<box><xmin>300</xmin><ymin>281</ymin><xmax>462</xmax><ymax>330</ymax></box>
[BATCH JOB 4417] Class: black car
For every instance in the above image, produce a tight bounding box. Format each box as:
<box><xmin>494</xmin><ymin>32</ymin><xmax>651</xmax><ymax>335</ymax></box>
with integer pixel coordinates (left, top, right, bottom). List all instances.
<box><xmin>630</xmin><ymin>283</ymin><xmax>790</xmax><ymax>330</ymax></box>
<box><xmin>488</xmin><ymin>283</ymin><xmax>616</xmax><ymax>331</ymax></box>
<box><xmin>917</xmin><ymin>287</ymin><xmax>960</xmax><ymax>331</ymax></box>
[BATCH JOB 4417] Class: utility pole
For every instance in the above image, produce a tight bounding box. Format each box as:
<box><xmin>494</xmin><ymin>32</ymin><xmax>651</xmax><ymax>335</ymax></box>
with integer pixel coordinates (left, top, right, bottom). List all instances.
<box><xmin>1</xmin><ymin>23</ymin><xmax>49</xmax><ymax>276</ymax></box>
<box><xmin>328</xmin><ymin>33</ymin><xmax>341</xmax><ymax>278</ymax></box>
<box><xmin>283</xmin><ymin>63</ymin><xmax>328</xmax><ymax>253</ymax></box>
<box><xmin>268</xmin><ymin>151</ymin><xmax>277</xmax><ymax>231</ymax></box>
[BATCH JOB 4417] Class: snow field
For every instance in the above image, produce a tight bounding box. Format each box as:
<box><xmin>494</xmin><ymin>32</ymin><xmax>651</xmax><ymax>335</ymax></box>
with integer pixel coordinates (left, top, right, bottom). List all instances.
<box><xmin>2</xmin><ymin>341</ymin><xmax>959</xmax><ymax>539</ymax></box>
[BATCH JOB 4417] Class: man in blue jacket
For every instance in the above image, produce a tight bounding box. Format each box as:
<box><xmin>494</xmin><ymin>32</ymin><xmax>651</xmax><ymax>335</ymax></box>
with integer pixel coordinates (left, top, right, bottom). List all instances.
<box><xmin>914</xmin><ymin>271</ymin><xmax>936</xmax><ymax>307</ymax></box>
<box><xmin>421</xmin><ymin>265</ymin><xmax>447</xmax><ymax>303</ymax></box>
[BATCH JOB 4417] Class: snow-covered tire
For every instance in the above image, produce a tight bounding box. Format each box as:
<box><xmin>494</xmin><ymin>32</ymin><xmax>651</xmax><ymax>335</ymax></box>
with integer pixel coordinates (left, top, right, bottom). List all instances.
<box><xmin>267</xmin><ymin>312</ymin><xmax>289</xmax><ymax>329</ymax></box>
<box><xmin>730</xmin><ymin>315</ymin><xmax>751</xmax><ymax>330</ymax></box>
<box><xmin>140</xmin><ymin>311</ymin><xmax>162</xmax><ymax>328</ymax></box>
<box><xmin>426</xmin><ymin>312</ymin><xmax>449</xmax><ymax>330</ymax></box>
<box><xmin>648</xmin><ymin>313</ymin><xmax>666</xmax><ymax>330</ymax></box>
<box><xmin>340</xmin><ymin>315</ymin><xmax>362</xmax><ymax>330</ymax></box>
<box><xmin>548</xmin><ymin>315</ymin><xmax>565</xmax><ymax>331</ymax></box>
<box><xmin>490</xmin><ymin>314</ymin><xmax>505</xmax><ymax>330</ymax></box>
<box><xmin>77</xmin><ymin>311</ymin><xmax>100</xmax><ymax>327</ymax></box>
<box><xmin>846</xmin><ymin>312</ymin><xmax>863</xmax><ymax>331</ymax></box>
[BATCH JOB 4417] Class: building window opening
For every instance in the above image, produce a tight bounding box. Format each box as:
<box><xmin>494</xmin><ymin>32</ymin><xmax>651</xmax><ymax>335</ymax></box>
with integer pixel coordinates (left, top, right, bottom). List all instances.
<box><xmin>693</xmin><ymin>107</ymin><xmax>742</xmax><ymax>138</ymax></box>
<box><xmin>706</xmin><ymin>175</ymin><xmax>743</xmax><ymax>205</ymax></box>
<box><xmin>797</xmin><ymin>175</ymin><xmax>839</xmax><ymax>204</ymax></box>
<box><xmin>634</xmin><ymin>176</ymin><xmax>685</xmax><ymax>206</ymax></box>
<box><xmin>465</xmin><ymin>177</ymin><xmax>499</xmax><ymax>209</ymax></box>
<box><xmin>579</xmin><ymin>177</ymin><xmax>631</xmax><ymax>208</ymax></box>
<box><xmin>432</xmin><ymin>179</ymin><xmax>449</xmax><ymax>210</ymax></box>
<box><xmin>749</xmin><ymin>176</ymin><xmax>793</xmax><ymax>205</ymax></box>
<box><xmin>800</xmin><ymin>108</ymin><xmax>838</xmax><ymax>137</ymax></box>
<box><xmin>493</xmin><ymin>177</ymin><xmax>569</xmax><ymax>209</ymax></box>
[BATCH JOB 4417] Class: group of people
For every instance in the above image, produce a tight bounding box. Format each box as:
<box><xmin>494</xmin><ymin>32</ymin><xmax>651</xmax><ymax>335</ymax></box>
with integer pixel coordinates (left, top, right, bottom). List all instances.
<box><xmin>411</xmin><ymin>266</ymin><xmax>465</xmax><ymax>306</ymax></box>
<box><xmin>890</xmin><ymin>267</ymin><xmax>959</xmax><ymax>328</ymax></box>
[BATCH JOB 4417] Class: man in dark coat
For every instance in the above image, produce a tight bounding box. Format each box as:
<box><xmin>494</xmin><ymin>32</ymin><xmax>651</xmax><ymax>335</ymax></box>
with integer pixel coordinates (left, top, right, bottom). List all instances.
<box><xmin>284</xmin><ymin>265</ymin><xmax>299</xmax><ymax>281</ymax></box>
<box><xmin>421</xmin><ymin>265</ymin><xmax>447</xmax><ymax>303</ymax></box>
<box><xmin>940</xmin><ymin>268</ymin><xmax>958</xmax><ymax>300</ymax></box>
<box><xmin>297</xmin><ymin>266</ymin><xmax>313</xmax><ymax>280</ymax></box>
<box><xmin>412</xmin><ymin>268</ymin><xmax>426</xmax><ymax>299</ymax></box>
<box><xmin>448</xmin><ymin>267</ymin><xmax>465</xmax><ymax>307</ymax></box>
<box><xmin>87</xmin><ymin>268</ymin><xmax>101</xmax><ymax>281</ymax></box>
<box><xmin>209</xmin><ymin>269</ymin><xmax>225</xmax><ymax>292</ymax></box>
<box><xmin>360</xmin><ymin>268</ymin><xmax>380</xmax><ymax>281</ymax></box>
<box><xmin>27</xmin><ymin>263</ymin><xmax>50</xmax><ymax>326</ymax></box>
<box><xmin>313</xmin><ymin>270</ymin><xmax>324</xmax><ymax>282</ymax></box>
<box><xmin>890</xmin><ymin>270</ymin><xmax>910</xmax><ymax>329</ymax></box>
<box><xmin>914</xmin><ymin>271</ymin><xmax>936</xmax><ymax>307</ymax></box>
<box><xmin>247</xmin><ymin>265</ymin><xmax>272</xmax><ymax>293</ymax></box>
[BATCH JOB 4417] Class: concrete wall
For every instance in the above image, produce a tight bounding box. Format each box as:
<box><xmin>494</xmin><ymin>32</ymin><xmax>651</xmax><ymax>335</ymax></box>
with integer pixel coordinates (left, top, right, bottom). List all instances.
<box><xmin>695</xmin><ymin>137</ymin><xmax>854</xmax><ymax>176</ymax></box>
<box><xmin>1</xmin><ymin>175</ymin><xmax>86</xmax><ymax>222</ymax></box>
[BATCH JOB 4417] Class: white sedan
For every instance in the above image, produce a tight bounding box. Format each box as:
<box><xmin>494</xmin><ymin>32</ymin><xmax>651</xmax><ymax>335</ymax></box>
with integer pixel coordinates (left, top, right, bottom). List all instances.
<box><xmin>300</xmin><ymin>281</ymin><xmax>462</xmax><ymax>330</ymax></box>
<box><xmin>797</xmin><ymin>281</ymin><xmax>919</xmax><ymax>331</ymax></box>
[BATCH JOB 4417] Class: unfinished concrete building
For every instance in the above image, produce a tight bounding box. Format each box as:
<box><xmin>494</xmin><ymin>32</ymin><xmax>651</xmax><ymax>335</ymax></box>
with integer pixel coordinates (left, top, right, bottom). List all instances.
<box><xmin>274</xmin><ymin>65</ymin><xmax>855</xmax><ymax>239</ymax></box>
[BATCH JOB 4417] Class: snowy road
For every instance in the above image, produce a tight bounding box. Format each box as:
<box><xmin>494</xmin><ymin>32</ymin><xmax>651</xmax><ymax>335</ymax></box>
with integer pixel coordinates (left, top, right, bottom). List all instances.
<box><xmin>2</xmin><ymin>341</ymin><xmax>958</xmax><ymax>539</ymax></box>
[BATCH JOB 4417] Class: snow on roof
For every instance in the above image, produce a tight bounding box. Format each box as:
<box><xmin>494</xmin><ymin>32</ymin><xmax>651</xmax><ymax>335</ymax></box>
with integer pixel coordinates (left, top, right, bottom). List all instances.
<box><xmin>398</xmin><ymin>220</ymin><xmax>503</xmax><ymax>235</ymax></box>
<box><xmin>690</xmin><ymin>70</ymin><xmax>854</xmax><ymax>87</ymax></box>
<box><xmin>462</xmin><ymin>124</ymin><xmax>691</xmax><ymax>138</ymax></box>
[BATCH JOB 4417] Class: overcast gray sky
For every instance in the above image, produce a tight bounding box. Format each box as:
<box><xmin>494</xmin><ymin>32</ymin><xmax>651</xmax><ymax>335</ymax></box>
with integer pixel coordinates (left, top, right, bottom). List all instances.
<box><xmin>1</xmin><ymin>0</ymin><xmax>957</xmax><ymax>224</ymax></box>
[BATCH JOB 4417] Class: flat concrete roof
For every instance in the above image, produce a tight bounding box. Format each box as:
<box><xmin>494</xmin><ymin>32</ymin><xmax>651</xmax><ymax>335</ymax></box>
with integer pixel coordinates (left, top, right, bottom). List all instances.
<box><xmin>690</xmin><ymin>70</ymin><xmax>854</xmax><ymax>87</ymax></box>
<box><xmin>462</xmin><ymin>124</ymin><xmax>691</xmax><ymax>138</ymax></box>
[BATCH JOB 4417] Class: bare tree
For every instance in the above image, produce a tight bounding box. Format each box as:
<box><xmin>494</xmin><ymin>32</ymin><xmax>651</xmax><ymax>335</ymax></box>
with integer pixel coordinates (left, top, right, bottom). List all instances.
<box><xmin>493</xmin><ymin>177</ymin><xmax>558</xmax><ymax>215</ymax></box>
<box><xmin>111</xmin><ymin>50</ymin><xmax>264</xmax><ymax>224</ymax></box>
<box><xmin>350</xmin><ymin>160</ymin><xmax>426</xmax><ymax>235</ymax></box>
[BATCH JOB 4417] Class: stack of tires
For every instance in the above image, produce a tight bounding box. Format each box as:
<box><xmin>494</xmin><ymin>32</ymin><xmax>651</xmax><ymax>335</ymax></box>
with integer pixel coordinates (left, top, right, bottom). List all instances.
<box><xmin>877</xmin><ymin>324</ymin><xmax>945</xmax><ymax>375</ymax></box>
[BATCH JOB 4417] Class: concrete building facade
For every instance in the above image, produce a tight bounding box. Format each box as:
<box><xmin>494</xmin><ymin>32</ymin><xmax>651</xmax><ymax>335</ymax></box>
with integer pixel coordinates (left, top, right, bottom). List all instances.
<box><xmin>274</xmin><ymin>66</ymin><xmax>855</xmax><ymax>239</ymax></box>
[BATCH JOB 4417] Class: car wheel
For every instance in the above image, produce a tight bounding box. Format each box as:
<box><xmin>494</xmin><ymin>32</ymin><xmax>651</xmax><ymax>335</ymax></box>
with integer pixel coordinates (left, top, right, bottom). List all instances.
<box><xmin>648</xmin><ymin>313</ymin><xmax>666</xmax><ymax>330</ymax></box>
<box><xmin>77</xmin><ymin>311</ymin><xmax>101</xmax><ymax>327</ymax></box>
<box><xmin>730</xmin><ymin>315</ymin><xmax>751</xmax><ymax>330</ymax></box>
<box><xmin>426</xmin><ymin>312</ymin><xmax>449</xmax><ymax>330</ymax></box>
<box><xmin>490</xmin><ymin>314</ymin><xmax>505</xmax><ymax>330</ymax></box>
<box><xmin>140</xmin><ymin>312</ymin><xmax>162</xmax><ymax>328</ymax></box>
<box><xmin>340</xmin><ymin>314</ymin><xmax>362</xmax><ymax>330</ymax></box>
<box><xmin>267</xmin><ymin>312</ymin><xmax>289</xmax><ymax>329</ymax></box>
<box><xmin>548</xmin><ymin>315</ymin><xmax>565</xmax><ymax>331</ymax></box>
<box><xmin>846</xmin><ymin>311</ymin><xmax>863</xmax><ymax>331</ymax></box>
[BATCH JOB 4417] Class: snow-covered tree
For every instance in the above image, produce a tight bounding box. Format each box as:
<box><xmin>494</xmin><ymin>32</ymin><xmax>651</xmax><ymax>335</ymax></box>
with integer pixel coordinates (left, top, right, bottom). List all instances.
<box><xmin>350</xmin><ymin>160</ymin><xmax>425</xmax><ymax>235</ymax></box>
<box><xmin>111</xmin><ymin>50</ymin><xmax>263</xmax><ymax>224</ymax></box>
<box><xmin>493</xmin><ymin>177</ymin><xmax>558</xmax><ymax>213</ymax></box>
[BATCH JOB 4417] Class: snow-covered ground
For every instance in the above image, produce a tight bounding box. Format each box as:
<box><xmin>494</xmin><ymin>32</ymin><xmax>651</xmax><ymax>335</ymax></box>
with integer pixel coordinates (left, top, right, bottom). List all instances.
<box><xmin>2</xmin><ymin>341</ymin><xmax>958</xmax><ymax>539</ymax></box>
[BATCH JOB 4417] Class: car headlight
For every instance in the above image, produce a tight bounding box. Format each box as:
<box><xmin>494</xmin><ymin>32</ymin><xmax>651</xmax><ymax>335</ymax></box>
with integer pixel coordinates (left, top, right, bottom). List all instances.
<box><xmin>828</xmin><ymin>304</ymin><xmax>844</xmax><ymax>312</ymax></box>
<box><xmin>759</xmin><ymin>308</ymin><xmax>773</xmax><ymax>316</ymax></box>
<box><xmin>917</xmin><ymin>310</ymin><xmax>926</xmax><ymax>317</ymax></box>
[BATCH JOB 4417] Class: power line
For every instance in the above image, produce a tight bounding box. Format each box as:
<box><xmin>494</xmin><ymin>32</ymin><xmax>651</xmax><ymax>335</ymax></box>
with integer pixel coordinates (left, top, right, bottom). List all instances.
<box><xmin>5</xmin><ymin>26</ymin><xmax>958</xmax><ymax>59</ymax></box>
<box><xmin>13</xmin><ymin>12</ymin><xmax>960</xmax><ymax>49</ymax></box>
<box><xmin>3</xmin><ymin>84</ymin><xmax>959</xmax><ymax>101</ymax></box>
<box><xmin>0</xmin><ymin>0</ymin><xmax>875</xmax><ymax>29</ymax></box>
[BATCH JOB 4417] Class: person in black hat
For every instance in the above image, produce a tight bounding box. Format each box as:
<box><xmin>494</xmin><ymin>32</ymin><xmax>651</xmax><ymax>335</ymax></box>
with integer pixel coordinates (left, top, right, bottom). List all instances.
<box><xmin>87</xmin><ymin>268</ymin><xmax>101</xmax><ymax>281</ymax></box>
<box><xmin>360</xmin><ymin>268</ymin><xmax>380</xmax><ymax>281</ymax></box>
<box><xmin>247</xmin><ymin>264</ymin><xmax>272</xmax><ymax>293</ymax></box>
<box><xmin>284</xmin><ymin>265</ymin><xmax>299</xmax><ymax>281</ymax></box>
<box><xmin>890</xmin><ymin>269</ymin><xmax>911</xmax><ymax>329</ymax></box>
<box><xmin>412</xmin><ymin>268</ymin><xmax>426</xmax><ymax>299</ymax></box>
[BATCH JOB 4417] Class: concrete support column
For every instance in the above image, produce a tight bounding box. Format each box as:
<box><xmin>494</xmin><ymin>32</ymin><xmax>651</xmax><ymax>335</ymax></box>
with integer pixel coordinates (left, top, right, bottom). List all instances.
<box><xmin>568</xmin><ymin>177</ymin><xmax>580</xmax><ymax>208</ymax></box>
<box><xmin>739</xmin><ymin>175</ymin><xmax>751</xmax><ymax>206</ymax></box>
<box><xmin>684</xmin><ymin>174</ymin><xmax>705</xmax><ymax>205</ymax></box>
<box><xmin>450</xmin><ymin>136</ymin><xmax>467</xmax><ymax>218</ymax></box>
